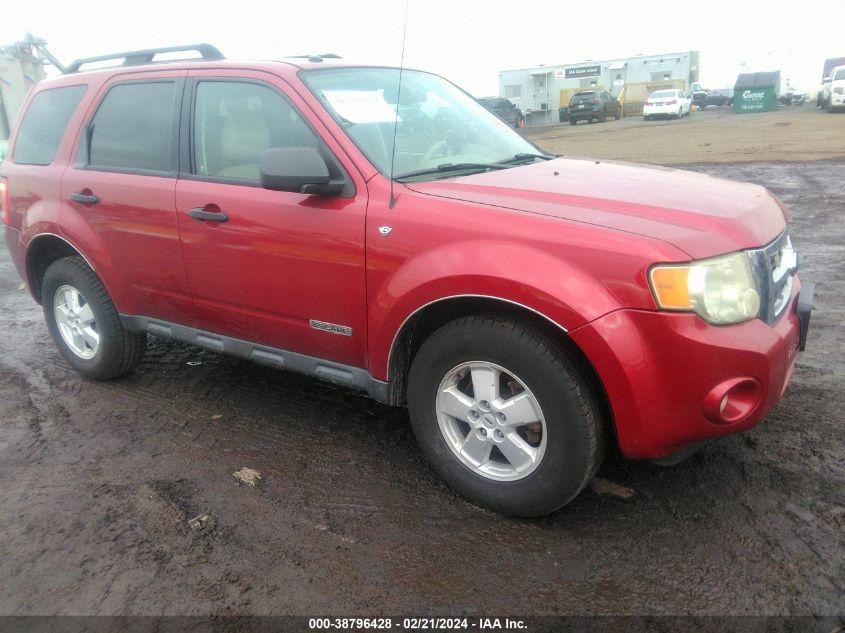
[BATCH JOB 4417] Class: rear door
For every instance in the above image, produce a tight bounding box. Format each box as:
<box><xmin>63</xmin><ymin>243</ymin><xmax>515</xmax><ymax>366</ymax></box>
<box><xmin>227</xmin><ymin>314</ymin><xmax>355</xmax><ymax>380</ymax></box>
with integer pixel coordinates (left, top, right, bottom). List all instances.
<box><xmin>60</xmin><ymin>70</ymin><xmax>194</xmax><ymax>323</ymax></box>
<box><xmin>174</xmin><ymin>69</ymin><xmax>368</xmax><ymax>367</ymax></box>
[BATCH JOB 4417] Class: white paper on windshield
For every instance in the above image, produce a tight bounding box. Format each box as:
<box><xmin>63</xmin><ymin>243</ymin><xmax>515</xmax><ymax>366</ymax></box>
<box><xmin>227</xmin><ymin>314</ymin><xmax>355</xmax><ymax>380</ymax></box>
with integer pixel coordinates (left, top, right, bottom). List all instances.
<box><xmin>323</xmin><ymin>90</ymin><xmax>401</xmax><ymax>124</ymax></box>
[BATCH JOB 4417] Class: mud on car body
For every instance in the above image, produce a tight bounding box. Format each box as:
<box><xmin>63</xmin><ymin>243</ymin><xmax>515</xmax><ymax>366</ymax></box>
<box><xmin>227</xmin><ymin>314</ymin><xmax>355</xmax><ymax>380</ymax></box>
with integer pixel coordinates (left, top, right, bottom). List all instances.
<box><xmin>0</xmin><ymin>44</ymin><xmax>813</xmax><ymax>516</ymax></box>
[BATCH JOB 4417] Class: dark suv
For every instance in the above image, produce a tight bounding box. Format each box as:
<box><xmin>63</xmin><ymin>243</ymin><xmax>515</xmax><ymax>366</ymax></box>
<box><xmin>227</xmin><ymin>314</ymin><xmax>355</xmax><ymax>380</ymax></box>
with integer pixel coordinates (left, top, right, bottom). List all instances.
<box><xmin>476</xmin><ymin>97</ymin><xmax>525</xmax><ymax>128</ymax></box>
<box><xmin>568</xmin><ymin>90</ymin><xmax>621</xmax><ymax>125</ymax></box>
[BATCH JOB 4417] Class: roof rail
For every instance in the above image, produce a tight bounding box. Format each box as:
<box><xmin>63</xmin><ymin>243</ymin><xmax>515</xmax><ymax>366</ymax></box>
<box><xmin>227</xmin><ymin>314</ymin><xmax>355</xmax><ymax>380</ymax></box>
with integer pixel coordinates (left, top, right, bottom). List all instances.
<box><xmin>287</xmin><ymin>53</ymin><xmax>342</xmax><ymax>62</ymax></box>
<box><xmin>64</xmin><ymin>43</ymin><xmax>224</xmax><ymax>74</ymax></box>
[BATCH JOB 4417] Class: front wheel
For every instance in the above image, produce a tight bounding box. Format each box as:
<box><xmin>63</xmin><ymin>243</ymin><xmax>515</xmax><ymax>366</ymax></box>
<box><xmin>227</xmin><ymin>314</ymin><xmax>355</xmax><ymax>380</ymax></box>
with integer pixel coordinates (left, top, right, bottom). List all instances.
<box><xmin>42</xmin><ymin>256</ymin><xmax>147</xmax><ymax>380</ymax></box>
<box><xmin>407</xmin><ymin>316</ymin><xmax>606</xmax><ymax>516</ymax></box>
<box><xmin>569</xmin><ymin>118</ymin><xmax>577</xmax><ymax>126</ymax></box>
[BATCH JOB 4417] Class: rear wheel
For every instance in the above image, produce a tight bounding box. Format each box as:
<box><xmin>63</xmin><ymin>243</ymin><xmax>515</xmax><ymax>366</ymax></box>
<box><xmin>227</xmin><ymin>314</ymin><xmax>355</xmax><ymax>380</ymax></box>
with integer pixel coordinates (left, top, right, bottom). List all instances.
<box><xmin>42</xmin><ymin>256</ymin><xmax>147</xmax><ymax>380</ymax></box>
<box><xmin>407</xmin><ymin>316</ymin><xmax>606</xmax><ymax>517</ymax></box>
<box><xmin>569</xmin><ymin>118</ymin><xmax>577</xmax><ymax>126</ymax></box>
<box><xmin>599</xmin><ymin>109</ymin><xmax>607</xmax><ymax>123</ymax></box>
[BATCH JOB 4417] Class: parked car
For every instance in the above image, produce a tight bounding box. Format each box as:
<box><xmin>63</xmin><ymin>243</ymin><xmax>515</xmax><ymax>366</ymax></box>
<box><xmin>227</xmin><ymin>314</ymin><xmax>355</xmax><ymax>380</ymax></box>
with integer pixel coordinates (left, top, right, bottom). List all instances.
<box><xmin>791</xmin><ymin>92</ymin><xmax>809</xmax><ymax>105</ymax></box>
<box><xmin>568</xmin><ymin>90</ymin><xmax>621</xmax><ymax>125</ymax></box>
<box><xmin>690</xmin><ymin>82</ymin><xmax>708</xmax><ymax>109</ymax></box>
<box><xmin>477</xmin><ymin>97</ymin><xmax>525</xmax><ymax>128</ymax></box>
<box><xmin>0</xmin><ymin>45</ymin><xmax>812</xmax><ymax>517</ymax></box>
<box><xmin>820</xmin><ymin>58</ymin><xmax>845</xmax><ymax>109</ymax></box>
<box><xmin>823</xmin><ymin>65</ymin><xmax>845</xmax><ymax>111</ymax></box>
<box><xmin>643</xmin><ymin>89</ymin><xmax>693</xmax><ymax>120</ymax></box>
<box><xmin>702</xmin><ymin>88</ymin><xmax>734</xmax><ymax>107</ymax></box>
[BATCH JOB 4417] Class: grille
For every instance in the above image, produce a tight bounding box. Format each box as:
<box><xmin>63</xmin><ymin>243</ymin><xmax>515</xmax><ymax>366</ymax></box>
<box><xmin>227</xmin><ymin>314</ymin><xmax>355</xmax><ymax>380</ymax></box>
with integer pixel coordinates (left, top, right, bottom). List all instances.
<box><xmin>748</xmin><ymin>231</ymin><xmax>798</xmax><ymax>325</ymax></box>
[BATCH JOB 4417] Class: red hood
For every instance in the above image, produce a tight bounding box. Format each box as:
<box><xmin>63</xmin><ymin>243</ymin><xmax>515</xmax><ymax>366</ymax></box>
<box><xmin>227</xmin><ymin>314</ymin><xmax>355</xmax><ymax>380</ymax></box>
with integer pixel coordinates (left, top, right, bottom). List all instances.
<box><xmin>405</xmin><ymin>158</ymin><xmax>786</xmax><ymax>259</ymax></box>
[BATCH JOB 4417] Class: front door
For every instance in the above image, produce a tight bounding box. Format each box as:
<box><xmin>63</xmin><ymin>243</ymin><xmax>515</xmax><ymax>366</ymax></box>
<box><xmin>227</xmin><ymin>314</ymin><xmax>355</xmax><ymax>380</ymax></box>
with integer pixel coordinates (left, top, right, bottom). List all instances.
<box><xmin>174</xmin><ymin>71</ymin><xmax>368</xmax><ymax>367</ymax></box>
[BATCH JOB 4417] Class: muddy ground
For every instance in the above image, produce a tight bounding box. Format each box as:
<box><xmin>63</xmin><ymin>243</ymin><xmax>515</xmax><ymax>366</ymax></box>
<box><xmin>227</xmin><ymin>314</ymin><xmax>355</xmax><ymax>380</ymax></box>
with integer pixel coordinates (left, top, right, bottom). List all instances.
<box><xmin>0</xmin><ymin>144</ymin><xmax>843</xmax><ymax>618</ymax></box>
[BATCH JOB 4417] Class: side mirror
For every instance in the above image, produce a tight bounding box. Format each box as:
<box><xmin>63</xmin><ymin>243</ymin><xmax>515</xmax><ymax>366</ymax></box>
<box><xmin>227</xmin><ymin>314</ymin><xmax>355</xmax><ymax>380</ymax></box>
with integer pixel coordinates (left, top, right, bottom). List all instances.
<box><xmin>260</xmin><ymin>147</ymin><xmax>344</xmax><ymax>196</ymax></box>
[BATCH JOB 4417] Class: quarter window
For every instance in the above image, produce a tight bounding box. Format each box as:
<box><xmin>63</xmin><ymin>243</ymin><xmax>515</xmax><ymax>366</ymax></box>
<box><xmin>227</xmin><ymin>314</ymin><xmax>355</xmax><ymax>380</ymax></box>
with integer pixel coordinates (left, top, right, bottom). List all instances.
<box><xmin>88</xmin><ymin>81</ymin><xmax>176</xmax><ymax>172</ymax></box>
<box><xmin>13</xmin><ymin>85</ymin><xmax>87</xmax><ymax>165</ymax></box>
<box><xmin>193</xmin><ymin>81</ymin><xmax>319</xmax><ymax>181</ymax></box>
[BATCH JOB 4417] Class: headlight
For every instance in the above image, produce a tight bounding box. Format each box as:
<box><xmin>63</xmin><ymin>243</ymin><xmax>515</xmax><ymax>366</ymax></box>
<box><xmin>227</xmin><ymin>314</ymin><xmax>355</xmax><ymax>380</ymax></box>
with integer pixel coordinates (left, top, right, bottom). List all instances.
<box><xmin>649</xmin><ymin>252</ymin><xmax>760</xmax><ymax>325</ymax></box>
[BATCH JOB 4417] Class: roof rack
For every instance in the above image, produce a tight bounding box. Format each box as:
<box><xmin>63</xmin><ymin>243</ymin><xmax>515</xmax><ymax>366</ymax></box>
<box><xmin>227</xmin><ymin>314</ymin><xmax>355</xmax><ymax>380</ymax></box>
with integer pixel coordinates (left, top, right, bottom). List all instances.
<box><xmin>64</xmin><ymin>43</ymin><xmax>224</xmax><ymax>74</ymax></box>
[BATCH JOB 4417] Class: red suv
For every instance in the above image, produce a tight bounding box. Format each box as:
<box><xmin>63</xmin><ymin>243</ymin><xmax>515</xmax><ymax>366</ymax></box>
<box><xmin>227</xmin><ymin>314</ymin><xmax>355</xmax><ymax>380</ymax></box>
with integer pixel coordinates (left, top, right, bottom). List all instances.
<box><xmin>0</xmin><ymin>45</ymin><xmax>813</xmax><ymax>516</ymax></box>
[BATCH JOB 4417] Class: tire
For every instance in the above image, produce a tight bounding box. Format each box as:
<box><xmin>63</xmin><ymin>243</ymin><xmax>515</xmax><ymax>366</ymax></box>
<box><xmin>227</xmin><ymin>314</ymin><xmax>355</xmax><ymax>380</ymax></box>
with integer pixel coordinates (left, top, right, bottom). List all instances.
<box><xmin>42</xmin><ymin>256</ymin><xmax>147</xmax><ymax>381</ymax></box>
<box><xmin>569</xmin><ymin>118</ymin><xmax>577</xmax><ymax>126</ymax></box>
<box><xmin>598</xmin><ymin>109</ymin><xmax>607</xmax><ymax>123</ymax></box>
<box><xmin>616</xmin><ymin>106</ymin><xmax>622</xmax><ymax>120</ymax></box>
<box><xmin>644</xmin><ymin>115</ymin><xmax>650</xmax><ymax>121</ymax></box>
<box><xmin>407</xmin><ymin>315</ymin><xmax>606</xmax><ymax>517</ymax></box>
<box><xmin>674</xmin><ymin>108</ymin><xmax>682</xmax><ymax>119</ymax></box>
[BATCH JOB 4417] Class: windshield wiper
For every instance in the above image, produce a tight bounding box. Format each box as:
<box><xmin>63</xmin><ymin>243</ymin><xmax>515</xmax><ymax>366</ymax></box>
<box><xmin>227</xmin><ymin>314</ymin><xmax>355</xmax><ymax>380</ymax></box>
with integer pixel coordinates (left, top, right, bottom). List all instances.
<box><xmin>494</xmin><ymin>152</ymin><xmax>555</xmax><ymax>165</ymax></box>
<box><xmin>395</xmin><ymin>162</ymin><xmax>508</xmax><ymax>181</ymax></box>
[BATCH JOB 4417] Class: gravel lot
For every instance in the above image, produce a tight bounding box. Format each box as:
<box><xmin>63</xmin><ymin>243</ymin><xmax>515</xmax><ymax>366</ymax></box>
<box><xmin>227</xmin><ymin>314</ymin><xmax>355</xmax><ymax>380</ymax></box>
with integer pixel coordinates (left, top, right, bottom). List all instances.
<box><xmin>0</xmin><ymin>108</ymin><xmax>843</xmax><ymax>622</ymax></box>
<box><xmin>524</xmin><ymin>105</ymin><xmax>845</xmax><ymax>164</ymax></box>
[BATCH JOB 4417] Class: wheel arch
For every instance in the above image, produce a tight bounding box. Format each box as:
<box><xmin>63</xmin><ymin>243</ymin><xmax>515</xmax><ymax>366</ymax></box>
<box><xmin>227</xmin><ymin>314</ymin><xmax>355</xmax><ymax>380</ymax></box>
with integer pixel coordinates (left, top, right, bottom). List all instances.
<box><xmin>25</xmin><ymin>233</ymin><xmax>97</xmax><ymax>304</ymax></box>
<box><xmin>385</xmin><ymin>295</ymin><xmax>614</xmax><ymax>436</ymax></box>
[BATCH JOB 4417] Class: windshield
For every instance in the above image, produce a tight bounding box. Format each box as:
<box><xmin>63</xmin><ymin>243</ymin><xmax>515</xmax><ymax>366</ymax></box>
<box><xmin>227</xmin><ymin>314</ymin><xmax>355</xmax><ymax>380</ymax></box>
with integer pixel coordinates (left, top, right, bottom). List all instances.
<box><xmin>302</xmin><ymin>68</ymin><xmax>540</xmax><ymax>180</ymax></box>
<box><xmin>571</xmin><ymin>92</ymin><xmax>596</xmax><ymax>101</ymax></box>
<box><xmin>834</xmin><ymin>69</ymin><xmax>845</xmax><ymax>81</ymax></box>
<box><xmin>650</xmin><ymin>90</ymin><xmax>677</xmax><ymax>98</ymax></box>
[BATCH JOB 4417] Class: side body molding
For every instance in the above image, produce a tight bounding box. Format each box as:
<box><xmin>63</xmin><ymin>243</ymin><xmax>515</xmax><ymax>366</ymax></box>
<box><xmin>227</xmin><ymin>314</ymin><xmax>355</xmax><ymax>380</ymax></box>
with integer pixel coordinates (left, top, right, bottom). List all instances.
<box><xmin>121</xmin><ymin>315</ymin><xmax>391</xmax><ymax>403</ymax></box>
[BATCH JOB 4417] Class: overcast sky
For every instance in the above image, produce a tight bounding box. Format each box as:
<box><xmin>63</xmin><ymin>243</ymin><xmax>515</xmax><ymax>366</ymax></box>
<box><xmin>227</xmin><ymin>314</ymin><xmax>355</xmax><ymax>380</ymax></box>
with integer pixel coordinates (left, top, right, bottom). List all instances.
<box><xmin>2</xmin><ymin>0</ymin><xmax>843</xmax><ymax>94</ymax></box>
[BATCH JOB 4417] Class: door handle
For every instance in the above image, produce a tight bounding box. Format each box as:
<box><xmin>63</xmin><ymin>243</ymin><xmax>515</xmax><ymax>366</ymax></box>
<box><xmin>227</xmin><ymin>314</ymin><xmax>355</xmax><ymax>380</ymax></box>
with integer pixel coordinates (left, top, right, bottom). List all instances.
<box><xmin>188</xmin><ymin>207</ymin><xmax>229</xmax><ymax>222</ymax></box>
<box><xmin>70</xmin><ymin>191</ymin><xmax>100</xmax><ymax>205</ymax></box>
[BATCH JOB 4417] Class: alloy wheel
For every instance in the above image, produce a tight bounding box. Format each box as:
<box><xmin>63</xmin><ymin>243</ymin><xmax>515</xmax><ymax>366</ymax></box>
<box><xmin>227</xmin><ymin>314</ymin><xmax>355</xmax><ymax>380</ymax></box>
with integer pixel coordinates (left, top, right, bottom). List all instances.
<box><xmin>435</xmin><ymin>361</ymin><xmax>547</xmax><ymax>481</ymax></box>
<box><xmin>53</xmin><ymin>284</ymin><xmax>99</xmax><ymax>359</ymax></box>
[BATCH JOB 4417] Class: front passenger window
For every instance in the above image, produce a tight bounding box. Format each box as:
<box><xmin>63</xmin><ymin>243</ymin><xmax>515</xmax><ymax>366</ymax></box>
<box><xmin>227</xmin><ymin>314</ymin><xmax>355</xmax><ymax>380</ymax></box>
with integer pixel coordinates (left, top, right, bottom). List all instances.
<box><xmin>193</xmin><ymin>81</ymin><xmax>319</xmax><ymax>181</ymax></box>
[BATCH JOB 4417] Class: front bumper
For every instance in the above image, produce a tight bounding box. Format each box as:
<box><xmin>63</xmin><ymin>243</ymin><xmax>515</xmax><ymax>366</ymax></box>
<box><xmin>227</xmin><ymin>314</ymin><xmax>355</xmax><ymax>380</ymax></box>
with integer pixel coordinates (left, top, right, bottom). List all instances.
<box><xmin>570</xmin><ymin>277</ymin><xmax>812</xmax><ymax>459</ymax></box>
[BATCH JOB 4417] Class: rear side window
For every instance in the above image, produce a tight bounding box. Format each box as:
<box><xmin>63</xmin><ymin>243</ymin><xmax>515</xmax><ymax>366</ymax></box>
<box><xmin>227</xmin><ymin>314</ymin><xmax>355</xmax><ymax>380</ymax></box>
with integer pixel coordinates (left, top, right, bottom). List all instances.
<box><xmin>13</xmin><ymin>85</ymin><xmax>87</xmax><ymax>165</ymax></box>
<box><xmin>87</xmin><ymin>81</ymin><xmax>176</xmax><ymax>173</ymax></box>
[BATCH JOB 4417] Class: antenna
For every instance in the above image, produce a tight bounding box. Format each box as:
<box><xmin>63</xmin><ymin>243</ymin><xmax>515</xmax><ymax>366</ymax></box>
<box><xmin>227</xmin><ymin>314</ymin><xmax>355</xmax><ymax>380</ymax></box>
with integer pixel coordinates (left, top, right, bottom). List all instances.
<box><xmin>388</xmin><ymin>0</ymin><xmax>410</xmax><ymax>210</ymax></box>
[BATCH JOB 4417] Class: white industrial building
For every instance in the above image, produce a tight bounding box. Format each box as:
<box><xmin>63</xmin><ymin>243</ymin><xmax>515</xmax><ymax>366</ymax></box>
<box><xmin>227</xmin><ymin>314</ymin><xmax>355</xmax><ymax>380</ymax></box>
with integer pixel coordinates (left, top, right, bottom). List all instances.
<box><xmin>498</xmin><ymin>51</ymin><xmax>700</xmax><ymax>124</ymax></box>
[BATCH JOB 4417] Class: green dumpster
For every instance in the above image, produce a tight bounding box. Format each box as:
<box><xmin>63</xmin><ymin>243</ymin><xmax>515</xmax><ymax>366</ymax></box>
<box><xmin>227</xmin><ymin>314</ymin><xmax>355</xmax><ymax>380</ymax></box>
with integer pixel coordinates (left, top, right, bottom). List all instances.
<box><xmin>733</xmin><ymin>71</ymin><xmax>781</xmax><ymax>113</ymax></box>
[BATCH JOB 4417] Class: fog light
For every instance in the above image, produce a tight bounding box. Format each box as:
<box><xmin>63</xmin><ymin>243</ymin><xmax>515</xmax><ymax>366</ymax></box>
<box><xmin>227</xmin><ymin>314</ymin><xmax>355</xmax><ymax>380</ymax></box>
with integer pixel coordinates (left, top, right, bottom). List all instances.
<box><xmin>704</xmin><ymin>377</ymin><xmax>762</xmax><ymax>424</ymax></box>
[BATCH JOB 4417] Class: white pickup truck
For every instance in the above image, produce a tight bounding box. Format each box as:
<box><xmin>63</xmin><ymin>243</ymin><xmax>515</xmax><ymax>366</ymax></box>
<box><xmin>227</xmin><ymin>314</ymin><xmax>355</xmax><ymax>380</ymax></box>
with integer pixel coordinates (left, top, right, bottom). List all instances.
<box><xmin>822</xmin><ymin>64</ymin><xmax>845</xmax><ymax>112</ymax></box>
